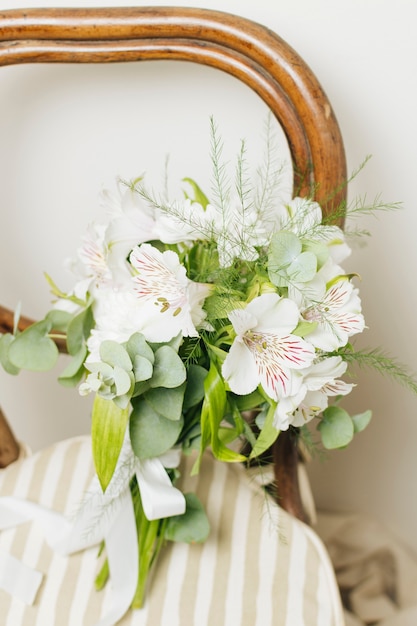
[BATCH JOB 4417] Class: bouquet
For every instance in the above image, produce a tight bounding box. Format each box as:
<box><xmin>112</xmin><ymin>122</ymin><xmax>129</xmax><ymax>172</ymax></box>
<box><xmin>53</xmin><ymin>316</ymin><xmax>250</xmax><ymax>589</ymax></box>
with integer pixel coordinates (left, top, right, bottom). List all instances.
<box><xmin>0</xmin><ymin>118</ymin><xmax>412</xmax><ymax>611</ymax></box>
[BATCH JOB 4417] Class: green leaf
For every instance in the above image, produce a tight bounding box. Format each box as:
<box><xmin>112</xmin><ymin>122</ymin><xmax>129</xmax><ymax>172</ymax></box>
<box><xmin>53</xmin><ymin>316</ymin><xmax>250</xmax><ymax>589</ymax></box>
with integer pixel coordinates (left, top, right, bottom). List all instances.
<box><xmin>164</xmin><ymin>493</ymin><xmax>210</xmax><ymax>543</ymax></box>
<box><xmin>194</xmin><ymin>362</ymin><xmax>246</xmax><ymax>474</ymax></box>
<box><xmin>150</xmin><ymin>346</ymin><xmax>186</xmax><ymax>389</ymax></box>
<box><xmin>44</xmin><ymin>272</ymin><xmax>86</xmax><ymax>307</ymax></box>
<box><xmin>91</xmin><ymin>394</ymin><xmax>129</xmax><ymax>492</ymax></box>
<box><xmin>66</xmin><ymin>307</ymin><xmax>94</xmax><ymax>356</ymax></box>
<box><xmin>126</xmin><ymin>332</ymin><xmax>154</xmax><ymax>365</ymax></box>
<box><xmin>182</xmin><ymin>178</ymin><xmax>210</xmax><ymax>209</ymax></box>
<box><xmin>0</xmin><ymin>334</ymin><xmax>20</xmax><ymax>375</ymax></box>
<box><xmin>183</xmin><ymin>365</ymin><xmax>208</xmax><ymax>410</ymax></box>
<box><xmin>112</xmin><ymin>365</ymin><xmax>133</xmax><ymax>396</ymax></box>
<box><xmin>233</xmin><ymin>389</ymin><xmax>265</xmax><ymax>411</ymax></box>
<box><xmin>302</xmin><ymin>239</ymin><xmax>329</xmax><ymax>270</ymax></box>
<box><xmin>286</xmin><ymin>250</ymin><xmax>317</xmax><ymax>282</ymax></box>
<box><xmin>132</xmin><ymin>355</ymin><xmax>153</xmax><ymax>383</ymax></box>
<box><xmin>8</xmin><ymin>320</ymin><xmax>59</xmax><ymax>371</ymax></box>
<box><xmin>58</xmin><ymin>344</ymin><xmax>87</xmax><ymax>387</ymax></box>
<box><xmin>352</xmin><ymin>409</ymin><xmax>372</xmax><ymax>433</ymax></box>
<box><xmin>130</xmin><ymin>399</ymin><xmax>184</xmax><ymax>459</ymax></box>
<box><xmin>44</xmin><ymin>309</ymin><xmax>72</xmax><ymax>333</ymax></box>
<box><xmin>100</xmin><ymin>341</ymin><xmax>132</xmax><ymax>372</ymax></box>
<box><xmin>318</xmin><ymin>405</ymin><xmax>354</xmax><ymax>449</ymax></box>
<box><xmin>250</xmin><ymin>402</ymin><xmax>279</xmax><ymax>459</ymax></box>
<box><xmin>144</xmin><ymin>384</ymin><xmax>186</xmax><ymax>420</ymax></box>
<box><xmin>268</xmin><ymin>232</ymin><xmax>302</xmax><ymax>286</ymax></box>
<box><xmin>291</xmin><ymin>320</ymin><xmax>318</xmax><ymax>337</ymax></box>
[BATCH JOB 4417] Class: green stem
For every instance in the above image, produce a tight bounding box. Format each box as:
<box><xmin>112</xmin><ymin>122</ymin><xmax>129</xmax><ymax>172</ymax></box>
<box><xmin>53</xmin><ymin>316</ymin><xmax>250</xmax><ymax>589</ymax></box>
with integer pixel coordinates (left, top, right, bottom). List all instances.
<box><xmin>130</xmin><ymin>481</ymin><xmax>168</xmax><ymax>609</ymax></box>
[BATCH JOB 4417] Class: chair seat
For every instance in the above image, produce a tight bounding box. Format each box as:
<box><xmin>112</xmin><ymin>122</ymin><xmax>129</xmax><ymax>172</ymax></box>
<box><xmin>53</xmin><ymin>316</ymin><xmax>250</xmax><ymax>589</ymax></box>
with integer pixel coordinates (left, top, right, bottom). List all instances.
<box><xmin>0</xmin><ymin>436</ymin><xmax>344</xmax><ymax>626</ymax></box>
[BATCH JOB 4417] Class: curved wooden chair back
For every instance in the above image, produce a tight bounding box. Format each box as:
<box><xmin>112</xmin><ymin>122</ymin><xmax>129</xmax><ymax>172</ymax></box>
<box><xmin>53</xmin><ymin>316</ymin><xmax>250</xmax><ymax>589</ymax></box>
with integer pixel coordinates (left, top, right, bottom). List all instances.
<box><xmin>0</xmin><ymin>6</ymin><xmax>346</xmax><ymax>520</ymax></box>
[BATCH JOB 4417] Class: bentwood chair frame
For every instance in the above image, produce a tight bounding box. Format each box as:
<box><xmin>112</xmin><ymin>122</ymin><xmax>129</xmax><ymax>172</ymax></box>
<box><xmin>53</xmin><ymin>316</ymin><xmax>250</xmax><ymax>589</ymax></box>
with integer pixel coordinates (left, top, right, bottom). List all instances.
<box><xmin>0</xmin><ymin>6</ymin><xmax>347</xmax><ymax>522</ymax></box>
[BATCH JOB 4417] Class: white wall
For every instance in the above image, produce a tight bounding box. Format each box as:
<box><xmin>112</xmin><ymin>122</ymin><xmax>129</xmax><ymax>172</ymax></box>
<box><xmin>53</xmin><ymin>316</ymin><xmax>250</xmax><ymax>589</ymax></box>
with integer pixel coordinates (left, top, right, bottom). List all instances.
<box><xmin>1</xmin><ymin>0</ymin><xmax>417</xmax><ymax>553</ymax></box>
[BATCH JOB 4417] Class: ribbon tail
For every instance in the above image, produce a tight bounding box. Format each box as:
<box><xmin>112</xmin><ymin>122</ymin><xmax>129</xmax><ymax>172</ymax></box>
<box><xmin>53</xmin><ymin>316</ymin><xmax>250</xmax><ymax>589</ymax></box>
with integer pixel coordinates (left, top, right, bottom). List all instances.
<box><xmin>0</xmin><ymin>550</ymin><xmax>42</xmax><ymax>605</ymax></box>
<box><xmin>94</xmin><ymin>490</ymin><xmax>138</xmax><ymax>626</ymax></box>
<box><xmin>136</xmin><ymin>457</ymin><xmax>186</xmax><ymax>521</ymax></box>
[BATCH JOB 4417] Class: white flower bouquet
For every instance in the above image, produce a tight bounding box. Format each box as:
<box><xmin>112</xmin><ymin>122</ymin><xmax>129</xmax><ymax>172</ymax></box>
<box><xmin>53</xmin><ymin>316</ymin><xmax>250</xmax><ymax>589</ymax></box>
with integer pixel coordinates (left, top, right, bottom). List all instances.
<box><xmin>0</xmin><ymin>118</ymin><xmax>413</xmax><ymax>611</ymax></box>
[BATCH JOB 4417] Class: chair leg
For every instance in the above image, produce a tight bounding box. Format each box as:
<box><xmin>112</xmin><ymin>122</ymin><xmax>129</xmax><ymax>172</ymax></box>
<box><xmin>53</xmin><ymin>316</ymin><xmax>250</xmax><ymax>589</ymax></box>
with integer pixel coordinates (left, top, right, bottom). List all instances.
<box><xmin>0</xmin><ymin>406</ymin><xmax>20</xmax><ymax>467</ymax></box>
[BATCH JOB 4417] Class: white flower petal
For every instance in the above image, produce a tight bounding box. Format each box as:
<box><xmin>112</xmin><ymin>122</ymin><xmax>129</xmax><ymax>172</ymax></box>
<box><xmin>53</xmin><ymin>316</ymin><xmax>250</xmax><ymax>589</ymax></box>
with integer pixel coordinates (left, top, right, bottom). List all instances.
<box><xmin>222</xmin><ymin>339</ymin><xmax>260</xmax><ymax>396</ymax></box>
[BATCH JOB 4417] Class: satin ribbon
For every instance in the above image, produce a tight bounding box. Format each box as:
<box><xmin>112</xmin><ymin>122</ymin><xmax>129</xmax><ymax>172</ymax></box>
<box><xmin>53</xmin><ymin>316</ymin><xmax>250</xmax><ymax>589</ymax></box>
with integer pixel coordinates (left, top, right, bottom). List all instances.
<box><xmin>0</xmin><ymin>437</ymin><xmax>186</xmax><ymax>625</ymax></box>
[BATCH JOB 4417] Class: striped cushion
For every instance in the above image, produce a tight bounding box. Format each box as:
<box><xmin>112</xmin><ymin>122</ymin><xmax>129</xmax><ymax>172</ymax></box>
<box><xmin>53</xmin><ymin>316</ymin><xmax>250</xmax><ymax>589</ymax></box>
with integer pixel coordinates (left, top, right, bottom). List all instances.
<box><xmin>0</xmin><ymin>437</ymin><xmax>344</xmax><ymax>626</ymax></box>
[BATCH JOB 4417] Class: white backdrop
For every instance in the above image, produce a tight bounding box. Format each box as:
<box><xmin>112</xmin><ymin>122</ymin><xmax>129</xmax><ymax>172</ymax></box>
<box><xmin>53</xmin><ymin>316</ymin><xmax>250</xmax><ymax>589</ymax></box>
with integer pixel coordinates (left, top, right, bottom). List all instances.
<box><xmin>1</xmin><ymin>0</ymin><xmax>417</xmax><ymax>554</ymax></box>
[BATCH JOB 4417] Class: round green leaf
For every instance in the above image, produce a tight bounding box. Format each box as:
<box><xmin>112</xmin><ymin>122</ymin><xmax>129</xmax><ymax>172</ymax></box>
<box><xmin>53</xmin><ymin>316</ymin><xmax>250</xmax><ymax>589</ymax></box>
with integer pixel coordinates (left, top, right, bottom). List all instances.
<box><xmin>0</xmin><ymin>334</ymin><xmax>20</xmax><ymax>375</ymax></box>
<box><xmin>287</xmin><ymin>250</ymin><xmax>317</xmax><ymax>282</ymax></box>
<box><xmin>164</xmin><ymin>493</ymin><xmax>210</xmax><ymax>543</ymax></box>
<box><xmin>133</xmin><ymin>355</ymin><xmax>153</xmax><ymax>383</ymax></box>
<box><xmin>8</xmin><ymin>321</ymin><xmax>58</xmax><ymax>371</ymax></box>
<box><xmin>352</xmin><ymin>409</ymin><xmax>372</xmax><ymax>433</ymax></box>
<box><xmin>66</xmin><ymin>307</ymin><xmax>93</xmax><ymax>356</ymax></box>
<box><xmin>100</xmin><ymin>341</ymin><xmax>132</xmax><ymax>372</ymax></box>
<box><xmin>269</xmin><ymin>231</ymin><xmax>302</xmax><ymax>267</ymax></box>
<box><xmin>318</xmin><ymin>405</ymin><xmax>354</xmax><ymax>449</ymax></box>
<box><xmin>144</xmin><ymin>384</ymin><xmax>186</xmax><ymax>420</ymax></box>
<box><xmin>150</xmin><ymin>346</ymin><xmax>186</xmax><ymax>388</ymax></box>
<box><xmin>126</xmin><ymin>332</ymin><xmax>154</xmax><ymax>365</ymax></box>
<box><xmin>130</xmin><ymin>399</ymin><xmax>184</xmax><ymax>459</ymax></box>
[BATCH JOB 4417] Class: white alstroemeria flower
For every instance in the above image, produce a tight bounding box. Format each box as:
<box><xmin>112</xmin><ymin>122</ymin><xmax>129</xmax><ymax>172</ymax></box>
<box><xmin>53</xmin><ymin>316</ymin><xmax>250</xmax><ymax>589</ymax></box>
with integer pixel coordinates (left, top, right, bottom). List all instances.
<box><xmin>303</xmin><ymin>278</ymin><xmax>365</xmax><ymax>351</ymax></box>
<box><xmin>274</xmin><ymin>356</ymin><xmax>354</xmax><ymax>430</ymax></box>
<box><xmin>130</xmin><ymin>243</ymin><xmax>212</xmax><ymax>339</ymax></box>
<box><xmin>279</xmin><ymin>196</ymin><xmax>323</xmax><ymax>236</ymax></box>
<box><xmin>76</xmin><ymin>222</ymin><xmax>112</xmax><ymax>286</ymax></box>
<box><xmin>222</xmin><ymin>293</ymin><xmax>315</xmax><ymax>400</ymax></box>
<box><xmin>54</xmin><ymin>222</ymin><xmax>113</xmax><ymax>315</ymax></box>
<box><xmin>102</xmin><ymin>181</ymin><xmax>158</xmax><ymax>280</ymax></box>
<box><xmin>155</xmin><ymin>199</ymin><xmax>210</xmax><ymax>245</ymax></box>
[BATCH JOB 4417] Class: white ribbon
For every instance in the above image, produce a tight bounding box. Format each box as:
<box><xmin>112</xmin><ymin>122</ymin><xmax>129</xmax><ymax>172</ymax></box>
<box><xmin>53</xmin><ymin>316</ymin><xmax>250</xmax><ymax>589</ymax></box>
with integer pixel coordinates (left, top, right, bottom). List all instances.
<box><xmin>0</xmin><ymin>437</ymin><xmax>186</xmax><ymax>626</ymax></box>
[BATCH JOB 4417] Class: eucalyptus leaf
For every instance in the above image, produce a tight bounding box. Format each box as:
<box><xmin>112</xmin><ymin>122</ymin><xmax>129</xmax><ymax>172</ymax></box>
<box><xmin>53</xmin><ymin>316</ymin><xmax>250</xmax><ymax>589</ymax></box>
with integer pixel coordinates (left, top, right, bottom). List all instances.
<box><xmin>318</xmin><ymin>405</ymin><xmax>354</xmax><ymax>449</ymax></box>
<box><xmin>0</xmin><ymin>334</ymin><xmax>20</xmax><ymax>375</ymax></box>
<box><xmin>144</xmin><ymin>384</ymin><xmax>186</xmax><ymax>420</ymax></box>
<box><xmin>164</xmin><ymin>493</ymin><xmax>210</xmax><ymax>543</ymax></box>
<box><xmin>130</xmin><ymin>399</ymin><xmax>184</xmax><ymax>459</ymax></box>
<box><xmin>126</xmin><ymin>332</ymin><xmax>154</xmax><ymax>365</ymax></box>
<box><xmin>67</xmin><ymin>307</ymin><xmax>94</xmax><ymax>356</ymax></box>
<box><xmin>150</xmin><ymin>346</ymin><xmax>186</xmax><ymax>389</ymax></box>
<box><xmin>45</xmin><ymin>309</ymin><xmax>72</xmax><ymax>332</ymax></box>
<box><xmin>113</xmin><ymin>365</ymin><xmax>133</xmax><ymax>396</ymax></box>
<box><xmin>8</xmin><ymin>320</ymin><xmax>58</xmax><ymax>371</ymax></box>
<box><xmin>133</xmin><ymin>354</ymin><xmax>153</xmax><ymax>383</ymax></box>
<box><xmin>100</xmin><ymin>341</ymin><xmax>132</xmax><ymax>372</ymax></box>
<box><xmin>58</xmin><ymin>344</ymin><xmax>87</xmax><ymax>387</ymax></box>
<box><xmin>352</xmin><ymin>409</ymin><xmax>372</xmax><ymax>433</ymax></box>
<box><xmin>91</xmin><ymin>394</ymin><xmax>129</xmax><ymax>492</ymax></box>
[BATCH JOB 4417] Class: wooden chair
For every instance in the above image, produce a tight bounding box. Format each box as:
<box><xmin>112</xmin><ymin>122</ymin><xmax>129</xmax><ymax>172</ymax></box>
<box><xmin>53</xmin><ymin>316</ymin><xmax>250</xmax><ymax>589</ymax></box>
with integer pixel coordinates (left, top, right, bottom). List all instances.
<box><xmin>0</xmin><ymin>8</ymin><xmax>346</xmax><ymax>625</ymax></box>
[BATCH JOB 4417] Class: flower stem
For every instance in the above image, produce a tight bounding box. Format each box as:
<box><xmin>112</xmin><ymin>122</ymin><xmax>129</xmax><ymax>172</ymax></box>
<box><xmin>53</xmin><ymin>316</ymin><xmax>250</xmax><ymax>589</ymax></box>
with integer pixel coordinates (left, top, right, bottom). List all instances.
<box><xmin>130</xmin><ymin>480</ymin><xmax>168</xmax><ymax>609</ymax></box>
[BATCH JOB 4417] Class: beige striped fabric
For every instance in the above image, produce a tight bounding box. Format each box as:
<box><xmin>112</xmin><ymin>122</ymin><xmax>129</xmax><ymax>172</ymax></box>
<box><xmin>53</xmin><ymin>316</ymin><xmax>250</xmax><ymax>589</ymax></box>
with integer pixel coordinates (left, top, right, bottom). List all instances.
<box><xmin>0</xmin><ymin>436</ymin><xmax>344</xmax><ymax>626</ymax></box>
